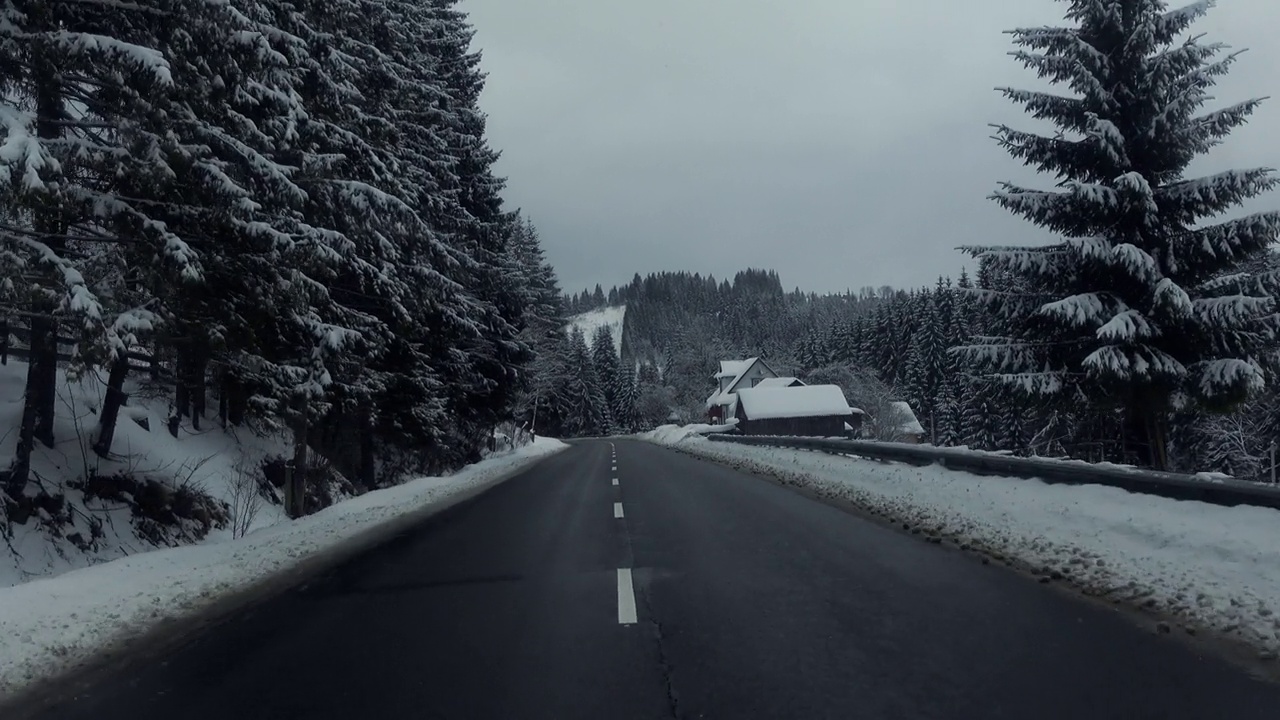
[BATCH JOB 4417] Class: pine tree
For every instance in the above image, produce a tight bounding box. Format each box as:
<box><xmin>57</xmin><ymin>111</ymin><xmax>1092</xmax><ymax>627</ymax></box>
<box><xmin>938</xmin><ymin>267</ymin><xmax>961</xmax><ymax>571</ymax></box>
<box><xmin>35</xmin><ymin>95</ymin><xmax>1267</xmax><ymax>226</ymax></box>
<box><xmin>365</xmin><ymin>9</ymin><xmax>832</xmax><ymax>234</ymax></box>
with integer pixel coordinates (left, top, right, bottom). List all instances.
<box><xmin>960</xmin><ymin>0</ymin><xmax>1280</xmax><ymax>469</ymax></box>
<box><xmin>562</xmin><ymin>328</ymin><xmax>610</xmax><ymax>436</ymax></box>
<box><xmin>961</xmin><ymin>383</ymin><xmax>1002</xmax><ymax>451</ymax></box>
<box><xmin>613</xmin><ymin>363</ymin><xmax>639</xmax><ymax>433</ymax></box>
<box><xmin>0</xmin><ymin>1</ymin><xmax>202</xmax><ymax>487</ymax></box>
<box><xmin>592</xmin><ymin>325</ymin><xmax>622</xmax><ymax>430</ymax></box>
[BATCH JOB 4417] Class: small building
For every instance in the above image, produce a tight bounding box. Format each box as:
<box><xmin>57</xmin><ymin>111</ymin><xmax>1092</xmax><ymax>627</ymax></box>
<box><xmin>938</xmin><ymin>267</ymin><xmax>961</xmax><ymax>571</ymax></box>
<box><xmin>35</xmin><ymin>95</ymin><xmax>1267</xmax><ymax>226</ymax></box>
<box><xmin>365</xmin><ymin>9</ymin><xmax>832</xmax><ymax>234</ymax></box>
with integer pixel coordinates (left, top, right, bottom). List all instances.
<box><xmin>889</xmin><ymin>401</ymin><xmax>926</xmax><ymax>444</ymax></box>
<box><xmin>706</xmin><ymin>357</ymin><xmax>782</xmax><ymax>423</ymax></box>
<box><xmin>735</xmin><ymin>385</ymin><xmax>864</xmax><ymax>437</ymax></box>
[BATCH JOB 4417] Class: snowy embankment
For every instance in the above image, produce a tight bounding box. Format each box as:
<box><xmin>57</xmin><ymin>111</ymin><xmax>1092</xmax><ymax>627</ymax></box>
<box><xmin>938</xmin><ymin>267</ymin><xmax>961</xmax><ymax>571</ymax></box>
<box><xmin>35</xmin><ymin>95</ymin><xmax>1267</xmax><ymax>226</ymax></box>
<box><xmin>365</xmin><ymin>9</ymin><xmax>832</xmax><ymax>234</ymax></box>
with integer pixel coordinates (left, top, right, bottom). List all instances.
<box><xmin>0</xmin><ymin>438</ymin><xmax>566</xmax><ymax>700</ymax></box>
<box><xmin>644</xmin><ymin>426</ymin><xmax>1280</xmax><ymax>659</ymax></box>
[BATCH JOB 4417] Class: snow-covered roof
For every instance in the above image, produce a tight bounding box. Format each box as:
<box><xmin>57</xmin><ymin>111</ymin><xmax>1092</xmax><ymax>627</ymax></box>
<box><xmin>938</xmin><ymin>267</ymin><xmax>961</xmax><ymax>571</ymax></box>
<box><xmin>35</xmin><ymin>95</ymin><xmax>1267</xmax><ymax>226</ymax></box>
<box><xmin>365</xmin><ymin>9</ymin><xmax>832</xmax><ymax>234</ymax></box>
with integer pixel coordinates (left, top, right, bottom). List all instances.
<box><xmin>706</xmin><ymin>390</ymin><xmax>739</xmax><ymax>413</ymax></box>
<box><xmin>754</xmin><ymin>377</ymin><xmax>804</xmax><ymax>389</ymax></box>
<box><xmin>715</xmin><ymin>358</ymin><xmax>755</xmax><ymax>380</ymax></box>
<box><xmin>736</xmin><ymin>385</ymin><xmax>855</xmax><ymax>420</ymax></box>
<box><xmin>890</xmin><ymin>401</ymin><xmax>925</xmax><ymax>435</ymax></box>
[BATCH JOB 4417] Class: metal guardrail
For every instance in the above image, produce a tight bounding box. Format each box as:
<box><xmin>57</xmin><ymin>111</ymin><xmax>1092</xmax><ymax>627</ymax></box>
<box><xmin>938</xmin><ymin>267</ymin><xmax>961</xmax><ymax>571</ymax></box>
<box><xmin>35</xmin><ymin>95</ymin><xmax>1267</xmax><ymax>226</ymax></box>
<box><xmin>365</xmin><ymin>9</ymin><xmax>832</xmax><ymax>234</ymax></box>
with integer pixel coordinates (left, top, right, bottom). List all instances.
<box><xmin>705</xmin><ymin>434</ymin><xmax>1280</xmax><ymax>511</ymax></box>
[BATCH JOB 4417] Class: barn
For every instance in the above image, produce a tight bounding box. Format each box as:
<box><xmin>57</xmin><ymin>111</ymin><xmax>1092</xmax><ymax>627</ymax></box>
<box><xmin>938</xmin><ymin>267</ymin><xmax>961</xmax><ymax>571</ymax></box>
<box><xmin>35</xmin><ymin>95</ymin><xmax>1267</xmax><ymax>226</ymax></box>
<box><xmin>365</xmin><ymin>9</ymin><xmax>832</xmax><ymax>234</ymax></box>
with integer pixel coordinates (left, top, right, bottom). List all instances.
<box><xmin>734</xmin><ymin>385</ymin><xmax>863</xmax><ymax>437</ymax></box>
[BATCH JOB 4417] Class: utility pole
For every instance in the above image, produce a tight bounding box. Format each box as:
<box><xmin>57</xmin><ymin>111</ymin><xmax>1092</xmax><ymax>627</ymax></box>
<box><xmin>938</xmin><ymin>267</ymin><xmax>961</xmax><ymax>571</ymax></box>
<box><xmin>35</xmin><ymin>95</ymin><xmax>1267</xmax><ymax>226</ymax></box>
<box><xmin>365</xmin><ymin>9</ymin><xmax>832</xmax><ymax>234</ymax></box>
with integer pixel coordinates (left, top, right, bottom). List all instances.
<box><xmin>531</xmin><ymin>392</ymin><xmax>539</xmax><ymax>437</ymax></box>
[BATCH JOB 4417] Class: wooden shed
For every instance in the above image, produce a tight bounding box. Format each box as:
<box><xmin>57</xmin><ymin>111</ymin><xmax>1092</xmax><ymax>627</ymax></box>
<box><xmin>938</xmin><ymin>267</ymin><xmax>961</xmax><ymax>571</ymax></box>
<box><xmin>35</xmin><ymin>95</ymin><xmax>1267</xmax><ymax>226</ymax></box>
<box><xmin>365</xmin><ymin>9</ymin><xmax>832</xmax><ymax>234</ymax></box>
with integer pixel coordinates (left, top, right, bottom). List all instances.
<box><xmin>734</xmin><ymin>385</ymin><xmax>863</xmax><ymax>437</ymax></box>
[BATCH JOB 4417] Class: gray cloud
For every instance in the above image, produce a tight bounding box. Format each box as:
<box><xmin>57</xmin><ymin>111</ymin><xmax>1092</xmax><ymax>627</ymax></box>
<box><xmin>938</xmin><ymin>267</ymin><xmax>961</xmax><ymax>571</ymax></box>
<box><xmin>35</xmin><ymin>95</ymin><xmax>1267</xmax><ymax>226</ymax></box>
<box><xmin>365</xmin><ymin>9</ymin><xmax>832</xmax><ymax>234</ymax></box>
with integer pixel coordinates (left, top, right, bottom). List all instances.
<box><xmin>461</xmin><ymin>0</ymin><xmax>1280</xmax><ymax>295</ymax></box>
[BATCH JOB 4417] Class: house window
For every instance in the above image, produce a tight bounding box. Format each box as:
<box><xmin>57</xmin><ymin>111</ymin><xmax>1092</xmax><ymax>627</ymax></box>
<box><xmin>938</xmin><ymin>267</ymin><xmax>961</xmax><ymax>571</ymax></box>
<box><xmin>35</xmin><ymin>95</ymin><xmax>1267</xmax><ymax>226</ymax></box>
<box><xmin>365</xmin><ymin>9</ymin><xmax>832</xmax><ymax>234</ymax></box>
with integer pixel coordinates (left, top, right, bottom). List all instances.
<box><xmin>751</xmin><ymin>377</ymin><xmax>762</xmax><ymax>387</ymax></box>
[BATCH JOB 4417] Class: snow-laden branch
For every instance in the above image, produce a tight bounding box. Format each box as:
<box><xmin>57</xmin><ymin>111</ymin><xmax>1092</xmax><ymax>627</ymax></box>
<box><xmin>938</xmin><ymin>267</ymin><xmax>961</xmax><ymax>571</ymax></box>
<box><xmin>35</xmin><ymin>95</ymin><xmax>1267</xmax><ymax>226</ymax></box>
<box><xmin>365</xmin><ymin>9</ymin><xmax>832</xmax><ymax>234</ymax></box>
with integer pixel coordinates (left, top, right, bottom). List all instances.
<box><xmin>1192</xmin><ymin>294</ymin><xmax>1273</xmax><ymax>328</ymax></box>
<box><xmin>1097</xmin><ymin>309</ymin><xmax>1160</xmax><ymax>342</ymax></box>
<box><xmin>1083</xmin><ymin>344</ymin><xmax>1187</xmax><ymax>382</ymax></box>
<box><xmin>0</xmin><ymin>104</ymin><xmax>55</xmax><ymax>193</ymax></box>
<box><xmin>1158</xmin><ymin>168</ymin><xmax>1278</xmax><ymax>219</ymax></box>
<box><xmin>1167</xmin><ymin>211</ymin><xmax>1280</xmax><ymax>272</ymax></box>
<box><xmin>1191</xmin><ymin>357</ymin><xmax>1264</xmax><ymax>400</ymax></box>
<box><xmin>1039</xmin><ymin>292</ymin><xmax>1124</xmax><ymax>328</ymax></box>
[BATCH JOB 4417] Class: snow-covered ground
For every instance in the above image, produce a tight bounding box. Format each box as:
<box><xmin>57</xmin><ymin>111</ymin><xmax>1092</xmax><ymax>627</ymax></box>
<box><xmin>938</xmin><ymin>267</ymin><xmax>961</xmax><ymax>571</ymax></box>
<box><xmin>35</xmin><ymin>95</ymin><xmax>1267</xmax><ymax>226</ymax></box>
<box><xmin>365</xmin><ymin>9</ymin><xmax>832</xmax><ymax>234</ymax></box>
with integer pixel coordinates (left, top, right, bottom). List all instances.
<box><xmin>0</xmin><ymin>437</ymin><xmax>566</xmax><ymax>700</ymax></box>
<box><xmin>566</xmin><ymin>305</ymin><xmax>625</xmax><ymax>354</ymax></box>
<box><xmin>1</xmin><ymin>361</ymin><xmax>294</xmax><ymax>587</ymax></box>
<box><xmin>644</xmin><ymin>427</ymin><xmax>1280</xmax><ymax>659</ymax></box>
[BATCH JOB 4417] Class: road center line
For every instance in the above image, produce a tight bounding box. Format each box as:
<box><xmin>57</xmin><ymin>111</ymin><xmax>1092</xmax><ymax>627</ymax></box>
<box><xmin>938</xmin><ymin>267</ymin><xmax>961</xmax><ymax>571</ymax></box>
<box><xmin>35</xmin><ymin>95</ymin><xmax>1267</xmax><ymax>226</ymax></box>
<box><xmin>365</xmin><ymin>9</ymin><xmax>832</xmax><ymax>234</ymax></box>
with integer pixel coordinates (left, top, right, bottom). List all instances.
<box><xmin>616</xmin><ymin>568</ymin><xmax>638</xmax><ymax>625</ymax></box>
<box><xmin>613</xmin><ymin>502</ymin><xmax>624</xmax><ymax>518</ymax></box>
<box><xmin>612</xmin><ymin>478</ymin><xmax>619</xmax><ymax>486</ymax></box>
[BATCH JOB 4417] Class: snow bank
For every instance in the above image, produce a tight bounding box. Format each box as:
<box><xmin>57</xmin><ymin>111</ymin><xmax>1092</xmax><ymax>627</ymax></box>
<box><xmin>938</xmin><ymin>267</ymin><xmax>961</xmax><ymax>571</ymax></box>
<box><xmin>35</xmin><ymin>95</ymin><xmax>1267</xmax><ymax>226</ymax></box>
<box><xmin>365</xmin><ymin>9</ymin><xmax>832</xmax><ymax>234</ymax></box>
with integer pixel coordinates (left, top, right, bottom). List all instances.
<box><xmin>565</xmin><ymin>305</ymin><xmax>625</xmax><ymax>354</ymax></box>
<box><xmin>0</xmin><ymin>438</ymin><xmax>566</xmax><ymax>699</ymax></box>
<box><xmin>647</xmin><ymin>434</ymin><xmax>1280</xmax><ymax>658</ymax></box>
<box><xmin>644</xmin><ymin>420</ymin><xmax>738</xmax><ymax>444</ymax></box>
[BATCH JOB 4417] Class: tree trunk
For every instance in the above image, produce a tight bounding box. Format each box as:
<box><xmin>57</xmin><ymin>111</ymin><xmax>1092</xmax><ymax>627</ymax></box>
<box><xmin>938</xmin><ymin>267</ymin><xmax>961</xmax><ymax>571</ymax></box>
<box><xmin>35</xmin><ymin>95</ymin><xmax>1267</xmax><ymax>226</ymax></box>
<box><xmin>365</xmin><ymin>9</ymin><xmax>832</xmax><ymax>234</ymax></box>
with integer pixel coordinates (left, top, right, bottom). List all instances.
<box><xmin>1129</xmin><ymin>400</ymin><xmax>1170</xmax><ymax>471</ymax></box>
<box><xmin>218</xmin><ymin>365</ymin><xmax>228</xmax><ymax>428</ymax></box>
<box><xmin>359</xmin><ymin>402</ymin><xmax>376</xmax><ymax>490</ymax></box>
<box><xmin>31</xmin><ymin>56</ymin><xmax>64</xmax><ymax>450</ymax></box>
<box><xmin>191</xmin><ymin>351</ymin><xmax>207</xmax><ymax>431</ymax></box>
<box><xmin>92</xmin><ymin>354</ymin><xmax>132</xmax><ymax>458</ymax></box>
<box><xmin>1148</xmin><ymin>412</ymin><xmax>1171</xmax><ymax>471</ymax></box>
<box><xmin>9</xmin><ymin>357</ymin><xmax>42</xmax><ymax>494</ymax></box>
<box><xmin>174</xmin><ymin>347</ymin><xmax>190</xmax><ymax>421</ymax></box>
<box><xmin>33</xmin><ymin>316</ymin><xmax>58</xmax><ymax>448</ymax></box>
<box><xmin>287</xmin><ymin>394</ymin><xmax>309</xmax><ymax>519</ymax></box>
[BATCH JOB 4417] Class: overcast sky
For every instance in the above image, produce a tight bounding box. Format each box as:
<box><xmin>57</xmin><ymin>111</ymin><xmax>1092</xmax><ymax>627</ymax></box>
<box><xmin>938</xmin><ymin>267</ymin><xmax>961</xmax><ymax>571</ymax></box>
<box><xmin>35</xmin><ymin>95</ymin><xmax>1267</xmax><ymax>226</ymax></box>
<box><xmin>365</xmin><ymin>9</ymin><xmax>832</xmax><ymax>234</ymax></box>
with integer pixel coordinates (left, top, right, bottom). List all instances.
<box><xmin>460</xmin><ymin>0</ymin><xmax>1280</xmax><ymax>296</ymax></box>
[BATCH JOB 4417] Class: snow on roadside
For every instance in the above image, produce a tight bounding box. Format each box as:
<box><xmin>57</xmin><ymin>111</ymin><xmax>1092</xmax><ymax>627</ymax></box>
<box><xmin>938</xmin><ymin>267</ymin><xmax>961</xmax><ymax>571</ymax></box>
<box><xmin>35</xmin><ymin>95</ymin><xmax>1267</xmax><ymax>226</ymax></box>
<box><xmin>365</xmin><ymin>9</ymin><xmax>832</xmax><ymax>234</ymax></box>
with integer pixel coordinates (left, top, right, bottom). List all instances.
<box><xmin>644</xmin><ymin>429</ymin><xmax>1280</xmax><ymax>658</ymax></box>
<box><xmin>0</xmin><ymin>438</ymin><xmax>567</xmax><ymax>699</ymax></box>
<box><xmin>645</xmin><ymin>420</ymin><xmax>738</xmax><ymax>444</ymax></box>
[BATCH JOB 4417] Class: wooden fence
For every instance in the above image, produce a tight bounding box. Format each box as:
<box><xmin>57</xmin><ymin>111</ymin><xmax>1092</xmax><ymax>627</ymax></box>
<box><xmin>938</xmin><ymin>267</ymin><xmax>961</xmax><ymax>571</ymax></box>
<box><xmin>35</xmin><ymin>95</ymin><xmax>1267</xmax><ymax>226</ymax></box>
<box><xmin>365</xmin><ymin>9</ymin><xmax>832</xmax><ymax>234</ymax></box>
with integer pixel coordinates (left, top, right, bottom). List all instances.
<box><xmin>1</xmin><ymin>319</ymin><xmax>170</xmax><ymax>379</ymax></box>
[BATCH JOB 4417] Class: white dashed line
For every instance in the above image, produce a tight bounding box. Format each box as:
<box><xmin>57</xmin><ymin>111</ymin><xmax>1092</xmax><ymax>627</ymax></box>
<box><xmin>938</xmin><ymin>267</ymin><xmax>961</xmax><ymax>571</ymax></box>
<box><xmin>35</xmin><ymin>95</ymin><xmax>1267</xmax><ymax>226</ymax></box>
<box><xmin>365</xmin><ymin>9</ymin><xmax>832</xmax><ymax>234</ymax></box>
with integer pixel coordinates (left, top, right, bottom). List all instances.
<box><xmin>613</xmin><ymin>502</ymin><xmax>624</xmax><ymax>519</ymax></box>
<box><xmin>616</xmin><ymin>568</ymin><xmax>638</xmax><ymax>625</ymax></box>
<box><xmin>612</xmin><ymin>478</ymin><xmax>619</xmax><ymax>486</ymax></box>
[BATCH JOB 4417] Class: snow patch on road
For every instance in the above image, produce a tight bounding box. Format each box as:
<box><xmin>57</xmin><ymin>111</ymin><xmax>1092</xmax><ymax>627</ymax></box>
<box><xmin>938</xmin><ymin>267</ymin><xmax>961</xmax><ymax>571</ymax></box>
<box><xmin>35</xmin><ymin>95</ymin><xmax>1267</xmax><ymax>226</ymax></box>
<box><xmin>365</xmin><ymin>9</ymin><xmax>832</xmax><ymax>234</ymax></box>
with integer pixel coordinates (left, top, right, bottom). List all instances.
<box><xmin>0</xmin><ymin>438</ymin><xmax>566</xmax><ymax>700</ymax></box>
<box><xmin>644</xmin><ymin>431</ymin><xmax>1280</xmax><ymax>658</ymax></box>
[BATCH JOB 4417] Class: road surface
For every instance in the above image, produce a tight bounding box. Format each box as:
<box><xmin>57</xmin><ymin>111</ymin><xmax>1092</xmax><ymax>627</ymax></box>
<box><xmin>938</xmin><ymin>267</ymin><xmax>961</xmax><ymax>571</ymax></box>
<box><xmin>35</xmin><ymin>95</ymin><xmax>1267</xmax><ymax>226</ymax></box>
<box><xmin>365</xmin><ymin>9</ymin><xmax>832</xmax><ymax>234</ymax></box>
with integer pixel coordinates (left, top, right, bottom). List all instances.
<box><xmin>11</xmin><ymin>439</ymin><xmax>1280</xmax><ymax>719</ymax></box>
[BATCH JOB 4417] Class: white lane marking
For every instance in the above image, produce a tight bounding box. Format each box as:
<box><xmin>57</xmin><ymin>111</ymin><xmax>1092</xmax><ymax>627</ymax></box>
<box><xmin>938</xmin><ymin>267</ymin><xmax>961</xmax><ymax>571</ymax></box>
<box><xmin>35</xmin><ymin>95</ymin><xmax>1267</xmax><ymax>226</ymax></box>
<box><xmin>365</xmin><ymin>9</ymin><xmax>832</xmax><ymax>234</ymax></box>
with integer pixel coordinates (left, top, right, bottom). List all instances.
<box><xmin>613</xmin><ymin>502</ymin><xmax>624</xmax><ymax>518</ymax></box>
<box><xmin>612</xmin><ymin>478</ymin><xmax>619</xmax><ymax>486</ymax></box>
<box><xmin>617</xmin><ymin>569</ymin><xmax>638</xmax><ymax>625</ymax></box>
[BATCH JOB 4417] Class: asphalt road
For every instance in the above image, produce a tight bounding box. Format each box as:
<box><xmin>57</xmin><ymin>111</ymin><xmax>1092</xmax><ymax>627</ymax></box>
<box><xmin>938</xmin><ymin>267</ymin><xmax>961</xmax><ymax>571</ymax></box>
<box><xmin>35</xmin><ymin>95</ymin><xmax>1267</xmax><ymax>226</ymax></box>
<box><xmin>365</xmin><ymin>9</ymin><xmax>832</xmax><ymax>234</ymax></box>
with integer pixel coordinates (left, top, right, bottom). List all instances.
<box><xmin>13</xmin><ymin>439</ymin><xmax>1280</xmax><ymax>719</ymax></box>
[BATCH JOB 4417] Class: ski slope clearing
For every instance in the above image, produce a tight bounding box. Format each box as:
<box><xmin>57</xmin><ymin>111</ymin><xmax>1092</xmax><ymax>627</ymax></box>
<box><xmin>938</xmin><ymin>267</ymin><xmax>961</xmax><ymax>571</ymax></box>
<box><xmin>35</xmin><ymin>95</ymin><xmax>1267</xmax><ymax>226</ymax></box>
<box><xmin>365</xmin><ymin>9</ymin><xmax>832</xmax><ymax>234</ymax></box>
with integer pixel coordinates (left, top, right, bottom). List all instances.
<box><xmin>0</xmin><ymin>438</ymin><xmax>566</xmax><ymax>701</ymax></box>
<box><xmin>566</xmin><ymin>305</ymin><xmax>625</xmax><ymax>354</ymax></box>
<box><xmin>644</xmin><ymin>428</ymin><xmax>1280</xmax><ymax>660</ymax></box>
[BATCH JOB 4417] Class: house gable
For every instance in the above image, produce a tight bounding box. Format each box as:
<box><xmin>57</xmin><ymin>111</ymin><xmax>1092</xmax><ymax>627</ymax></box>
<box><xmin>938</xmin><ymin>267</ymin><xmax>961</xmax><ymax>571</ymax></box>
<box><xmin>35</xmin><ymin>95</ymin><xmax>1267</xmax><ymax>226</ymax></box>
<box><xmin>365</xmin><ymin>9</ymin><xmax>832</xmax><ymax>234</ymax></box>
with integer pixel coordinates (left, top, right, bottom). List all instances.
<box><xmin>723</xmin><ymin>357</ymin><xmax>779</xmax><ymax>394</ymax></box>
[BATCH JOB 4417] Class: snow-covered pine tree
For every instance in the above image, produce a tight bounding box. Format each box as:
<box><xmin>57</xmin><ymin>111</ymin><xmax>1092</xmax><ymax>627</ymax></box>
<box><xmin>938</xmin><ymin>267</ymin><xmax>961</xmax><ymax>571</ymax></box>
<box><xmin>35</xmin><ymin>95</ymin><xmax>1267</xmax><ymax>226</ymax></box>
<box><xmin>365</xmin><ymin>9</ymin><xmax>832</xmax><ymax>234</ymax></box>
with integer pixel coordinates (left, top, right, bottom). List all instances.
<box><xmin>415</xmin><ymin>0</ymin><xmax>533</xmax><ymax>450</ymax></box>
<box><xmin>904</xmin><ymin>280</ymin><xmax>953</xmax><ymax>441</ymax></box>
<box><xmin>961</xmin><ymin>383</ymin><xmax>1003</xmax><ymax>451</ymax></box>
<box><xmin>92</xmin><ymin>0</ymin><xmax>321</xmax><ymax>454</ymax></box>
<box><xmin>934</xmin><ymin>370</ymin><xmax>965</xmax><ymax>447</ymax></box>
<box><xmin>0</xmin><ymin>0</ymin><xmax>205</xmax><ymax>487</ymax></box>
<box><xmin>564</xmin><ymin>327</ymin><xmax>610</xmax><ymax>436</ymax></box>
<box><xmin>509</xmin><ymin>219</ymin><xmax>566</xmax><ymax>429</ymax></box>
<box><xmin>592</xmin><ymin>325</ymin><xmax>621</xmax><ymax>426</ymax></box>
<box><xmin>960</xmin><ymin>0</ymin><xmax>1280</xmax><ymax>469</ymax></box>
<box><xmin>613</xmin><ymin>363</ymin><xmax>639</xmax><ymax>433</ymax></box>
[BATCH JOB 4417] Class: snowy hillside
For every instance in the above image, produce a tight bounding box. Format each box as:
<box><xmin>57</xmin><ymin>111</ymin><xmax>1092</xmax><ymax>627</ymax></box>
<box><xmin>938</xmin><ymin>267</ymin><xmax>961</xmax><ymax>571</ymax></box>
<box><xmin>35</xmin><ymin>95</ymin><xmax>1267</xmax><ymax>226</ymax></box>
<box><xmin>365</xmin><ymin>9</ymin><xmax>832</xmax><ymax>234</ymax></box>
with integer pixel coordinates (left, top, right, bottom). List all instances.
<box><xmin>566</xmin><ymin>305</ymin><xmax>625</xmax><ymax>354</ymax></box>
<box><xmin>0</xmin><ymin>361</ymin><xmax>297</xmax><ymax>588</ymax></box>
